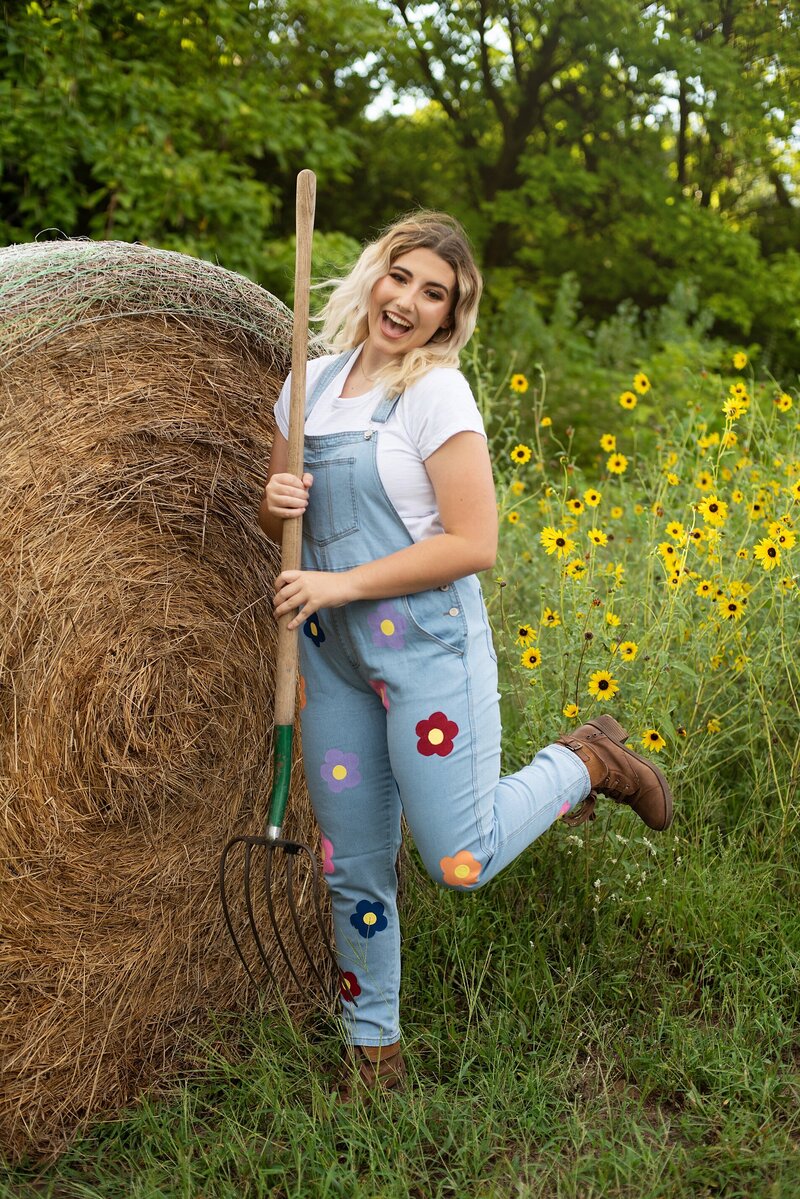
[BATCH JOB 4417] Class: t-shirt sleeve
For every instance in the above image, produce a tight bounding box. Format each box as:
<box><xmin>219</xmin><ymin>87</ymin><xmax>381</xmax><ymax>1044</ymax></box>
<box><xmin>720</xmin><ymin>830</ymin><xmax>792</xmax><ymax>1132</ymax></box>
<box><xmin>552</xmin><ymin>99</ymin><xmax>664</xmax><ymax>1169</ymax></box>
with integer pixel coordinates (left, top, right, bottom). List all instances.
<box><xmin>402</xmin><ymin>369</ymin><xmax>487</xmax><ymax>461</ymax></box>
<box><xmin>273</xmin><ymin>357</ymin><xmax>333</xmax><ymax>441</ymax></box>
<box><xmin>274</xmin><ymin>376</ymin><xmax>290</xmax><ymax>439</ymax></box>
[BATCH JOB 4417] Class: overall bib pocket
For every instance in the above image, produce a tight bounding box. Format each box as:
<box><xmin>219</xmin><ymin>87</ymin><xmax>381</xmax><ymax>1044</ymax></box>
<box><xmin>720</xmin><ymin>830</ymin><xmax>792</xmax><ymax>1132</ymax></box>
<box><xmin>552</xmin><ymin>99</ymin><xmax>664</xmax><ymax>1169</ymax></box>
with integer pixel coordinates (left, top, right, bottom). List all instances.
<box><xmin>303</xmin><ymin>457</ymin><xmax>359</xmax><ymax>546</ymax></box>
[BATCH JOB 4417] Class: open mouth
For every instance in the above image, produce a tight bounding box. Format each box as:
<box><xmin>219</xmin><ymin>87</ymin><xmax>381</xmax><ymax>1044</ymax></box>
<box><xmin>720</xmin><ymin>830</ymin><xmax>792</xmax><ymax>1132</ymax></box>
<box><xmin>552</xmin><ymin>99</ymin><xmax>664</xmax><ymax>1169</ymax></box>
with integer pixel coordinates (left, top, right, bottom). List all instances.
<box><xmin>381</xmin><ymin>311</ymin><xmax>413</xmax><ymax>339</ymax></box>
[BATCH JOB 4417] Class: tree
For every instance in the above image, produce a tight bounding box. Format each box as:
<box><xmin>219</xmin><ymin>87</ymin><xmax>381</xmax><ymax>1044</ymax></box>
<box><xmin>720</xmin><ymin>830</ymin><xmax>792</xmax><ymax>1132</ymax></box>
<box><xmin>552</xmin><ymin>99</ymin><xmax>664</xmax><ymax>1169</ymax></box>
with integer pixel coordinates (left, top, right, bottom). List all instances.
<box><xmin>0</xmin><ymin>0</ymin><xmax>385</xmax><ymax>280</ymax></box>
<box><xmin>372</xmin><ymin>1</ymin><xmax>800</xmax><ymax>360</ymax></box>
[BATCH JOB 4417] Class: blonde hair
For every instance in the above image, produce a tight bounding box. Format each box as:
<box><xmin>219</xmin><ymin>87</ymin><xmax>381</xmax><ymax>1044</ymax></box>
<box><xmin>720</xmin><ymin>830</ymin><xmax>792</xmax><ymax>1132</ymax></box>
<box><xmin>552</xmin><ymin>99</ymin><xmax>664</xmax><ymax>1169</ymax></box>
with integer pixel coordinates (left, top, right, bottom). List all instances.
<box><xmin>314</xmin><ymin>211</ymin><xmax>482</xmax><ymax>392</ymax></box>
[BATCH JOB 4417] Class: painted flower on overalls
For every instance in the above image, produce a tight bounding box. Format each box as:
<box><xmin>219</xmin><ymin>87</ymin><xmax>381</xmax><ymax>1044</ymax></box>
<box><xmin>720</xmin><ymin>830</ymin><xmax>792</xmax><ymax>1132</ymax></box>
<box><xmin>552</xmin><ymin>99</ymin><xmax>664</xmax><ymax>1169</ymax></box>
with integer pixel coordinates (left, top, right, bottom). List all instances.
<box><xmin>367</xmin><ymin>602</ymin><xmax>407</xmax><ymax>650</ymax></box>
<box><xmin>303</xmin><ymin>614</ymin><xmax>325</xmax><ymax>647</ymax></box>
<box><xmin>416</xmin><ymin>710</ymin><xmax>459</xmax><ymax>757</ymax></box>
<box><xmin>369</xmin><ymin>678</ymin><xmax>390</xmax><ymax>711</ymax></box>
<box><xmin>440</xmin><ymin>850</ymin><xmax>482</xmax><ymax>887</ymax></box>
<box><xmin>339</xmin><ymin>970</ymin><xmax>361</xmax><ymax>1003</ymax></box>
<box><xmin>299</xmin><ymin>674</ymin><xmax>307</xmax><ymax>711</ymax></box>
<box><xmin>320</xmin><ymin>834</ymin><xmax>334</xmax><ymax>874</ymax></box>
<box><xmin>320</xmin><ymin>749</ymin><xmax>361</xmax><ymax>793</ymax></box>
<box><xmin>349</xmin><ymin>899</ymin><xmax>388</xmax><ymax>939</ymax></box>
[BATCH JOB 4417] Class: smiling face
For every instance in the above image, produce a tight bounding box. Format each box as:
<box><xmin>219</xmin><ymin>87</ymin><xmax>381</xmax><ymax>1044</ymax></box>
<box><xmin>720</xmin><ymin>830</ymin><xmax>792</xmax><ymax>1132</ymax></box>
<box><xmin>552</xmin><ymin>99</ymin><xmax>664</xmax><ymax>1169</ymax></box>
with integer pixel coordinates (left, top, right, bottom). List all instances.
<box><xmin>365</xmin><ymin>247</ymin><xmax>456</xmax><ymax>368</ymax></box>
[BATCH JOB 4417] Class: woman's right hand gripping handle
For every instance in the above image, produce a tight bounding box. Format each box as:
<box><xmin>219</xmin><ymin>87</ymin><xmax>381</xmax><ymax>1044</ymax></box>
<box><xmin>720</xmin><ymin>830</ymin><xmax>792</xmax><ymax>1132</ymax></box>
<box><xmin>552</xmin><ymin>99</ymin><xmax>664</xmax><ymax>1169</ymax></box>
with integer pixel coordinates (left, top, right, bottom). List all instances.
<box><xmin>258</xmin><ymin>471</ymin><xmax>314</xmax><ymax>542</ymax></box>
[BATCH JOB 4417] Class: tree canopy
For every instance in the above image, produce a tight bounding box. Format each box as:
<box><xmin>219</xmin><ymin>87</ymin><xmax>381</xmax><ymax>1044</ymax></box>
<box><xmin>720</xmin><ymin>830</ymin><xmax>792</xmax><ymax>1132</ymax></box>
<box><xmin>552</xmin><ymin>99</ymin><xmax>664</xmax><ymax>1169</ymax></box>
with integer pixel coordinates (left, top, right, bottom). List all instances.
<box><xmin>3</xmin><ymin>0</ymin><xmax>799</xmax><ymax>366</ymax></box>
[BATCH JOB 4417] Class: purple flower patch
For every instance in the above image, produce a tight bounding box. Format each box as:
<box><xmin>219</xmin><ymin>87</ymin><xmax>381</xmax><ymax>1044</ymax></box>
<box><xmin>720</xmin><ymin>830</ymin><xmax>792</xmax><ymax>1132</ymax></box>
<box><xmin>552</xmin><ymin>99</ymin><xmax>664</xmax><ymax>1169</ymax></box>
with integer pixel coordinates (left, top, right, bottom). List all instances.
<box><xmin>367</xmin><ymin>602</ymin><xmax>407</xmax><ymax>650</ymax></box>
<box><xmin>320</xmin><ymin>748</ymin><xmax>361</xmax><ymax>793</ymax></box>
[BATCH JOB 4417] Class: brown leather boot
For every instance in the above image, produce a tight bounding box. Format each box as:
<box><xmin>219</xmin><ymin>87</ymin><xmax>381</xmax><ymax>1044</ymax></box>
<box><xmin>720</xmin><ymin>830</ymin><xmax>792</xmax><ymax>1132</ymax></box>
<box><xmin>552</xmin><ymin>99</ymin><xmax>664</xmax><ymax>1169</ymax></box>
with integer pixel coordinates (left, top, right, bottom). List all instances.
<box><xmin>337</xmin><ymin>1041</ymin><xmax>406</xmax><ymax>1102</ymax></box>
<box><xmin>556</xmin><ymin>714</ymin><xmax>673</xmax><ymax>830</ymax></box>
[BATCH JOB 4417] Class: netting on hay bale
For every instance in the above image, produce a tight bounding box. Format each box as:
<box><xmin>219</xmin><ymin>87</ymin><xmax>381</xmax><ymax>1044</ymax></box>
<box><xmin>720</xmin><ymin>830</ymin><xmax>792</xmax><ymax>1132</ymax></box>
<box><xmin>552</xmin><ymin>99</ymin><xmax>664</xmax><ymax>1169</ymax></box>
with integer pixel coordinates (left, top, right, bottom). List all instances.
<box><xmin>0</xmin><ymin>240</ymin><xmax>331</xmax><ymax>1162</ymax></box>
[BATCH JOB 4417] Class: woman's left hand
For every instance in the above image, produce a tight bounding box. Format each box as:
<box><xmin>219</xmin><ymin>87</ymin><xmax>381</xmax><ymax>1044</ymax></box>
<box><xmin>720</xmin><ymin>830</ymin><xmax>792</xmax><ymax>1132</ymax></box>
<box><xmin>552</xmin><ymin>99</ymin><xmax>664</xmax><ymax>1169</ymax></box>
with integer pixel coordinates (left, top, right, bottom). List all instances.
<box><xmin>273</xmin><ymin>569</ymin><xmax>354</xmax><ymax>630</ymax></box>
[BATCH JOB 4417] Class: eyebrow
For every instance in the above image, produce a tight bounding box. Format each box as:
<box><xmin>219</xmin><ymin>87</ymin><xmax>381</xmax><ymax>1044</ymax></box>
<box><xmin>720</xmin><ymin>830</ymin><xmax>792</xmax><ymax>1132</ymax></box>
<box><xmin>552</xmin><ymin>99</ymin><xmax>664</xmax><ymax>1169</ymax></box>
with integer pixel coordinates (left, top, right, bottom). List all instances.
<box><xmin>391</xmin><ymin>265</ymin><xmax>450</xmax><ymax>295</ymax></box>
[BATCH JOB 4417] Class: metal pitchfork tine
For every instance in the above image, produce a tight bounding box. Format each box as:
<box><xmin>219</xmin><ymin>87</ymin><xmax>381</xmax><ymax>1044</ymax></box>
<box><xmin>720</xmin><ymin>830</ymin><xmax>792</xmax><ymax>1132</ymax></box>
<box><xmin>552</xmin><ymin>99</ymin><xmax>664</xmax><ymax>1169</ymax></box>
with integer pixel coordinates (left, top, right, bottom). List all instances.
<box><xmin>219</xmin><ymin>169</ymin><xmax>350</xmax><ymax>1007</ymax></box>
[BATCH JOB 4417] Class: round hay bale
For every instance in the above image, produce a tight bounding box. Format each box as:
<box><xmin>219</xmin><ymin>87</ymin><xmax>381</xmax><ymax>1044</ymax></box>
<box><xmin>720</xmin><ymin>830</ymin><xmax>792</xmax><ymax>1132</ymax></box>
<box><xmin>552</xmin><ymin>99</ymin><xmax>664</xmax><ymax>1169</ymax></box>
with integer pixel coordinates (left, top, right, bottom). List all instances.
<box><xmin>0</xmin><ymin>240</ymin><xmax>330</xmax><ymax>1162</ymax></box>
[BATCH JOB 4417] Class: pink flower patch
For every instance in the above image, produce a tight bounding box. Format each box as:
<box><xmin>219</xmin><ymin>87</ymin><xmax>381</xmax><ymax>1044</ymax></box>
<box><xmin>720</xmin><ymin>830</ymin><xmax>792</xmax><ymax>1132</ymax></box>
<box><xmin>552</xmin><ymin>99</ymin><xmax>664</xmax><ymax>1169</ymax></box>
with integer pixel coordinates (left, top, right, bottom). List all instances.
<box><xmin>559</xmin><ymin>800</ymin><xmax>571</xmax><ymax>817</ymax></box>
<box><xmin>416</xmin><ymin>710</ymin><xmax>459</xmax><ymax>757</ymax></box>
<box><xmin>321</xmin><ymin>835</ymin><xmax>334</xmax><ymax>874</ymax></box>
<box><xmin>369</xmin><ymin>679</ymin><xmax>390</xmax><ymax>711</ymax></box>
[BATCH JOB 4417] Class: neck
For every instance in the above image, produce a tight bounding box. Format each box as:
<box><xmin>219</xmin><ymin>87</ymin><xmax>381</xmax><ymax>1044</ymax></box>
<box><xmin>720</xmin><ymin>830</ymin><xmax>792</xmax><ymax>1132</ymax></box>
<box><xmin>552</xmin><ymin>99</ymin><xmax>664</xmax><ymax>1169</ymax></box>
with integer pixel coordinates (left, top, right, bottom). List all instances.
<box><xmin>359</xmin><ymin>343</ymin><xmax>392</xmax><ymax>380</ymax></box>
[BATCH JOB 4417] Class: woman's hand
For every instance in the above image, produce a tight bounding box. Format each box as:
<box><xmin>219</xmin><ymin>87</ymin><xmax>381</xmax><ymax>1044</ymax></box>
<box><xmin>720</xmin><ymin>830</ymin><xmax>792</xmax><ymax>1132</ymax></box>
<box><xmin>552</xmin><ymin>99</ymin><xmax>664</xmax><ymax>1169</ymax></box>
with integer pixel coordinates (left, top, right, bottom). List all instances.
<box><xmin>263</xmin><ymin>471</ymin><xmax>313</xmax><ymax>521</ymax></box>
<box><xmin>273</xmin><ymin>569</ymin><xmax>354</xmax><ymax>630</ymax></box>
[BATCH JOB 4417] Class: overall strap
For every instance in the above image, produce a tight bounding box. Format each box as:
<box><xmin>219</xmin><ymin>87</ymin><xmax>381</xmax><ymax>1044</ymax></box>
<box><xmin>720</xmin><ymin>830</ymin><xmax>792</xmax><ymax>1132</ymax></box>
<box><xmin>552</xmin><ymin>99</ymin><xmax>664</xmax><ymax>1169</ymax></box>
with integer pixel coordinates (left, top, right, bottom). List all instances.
<box><xmin>370</xmin><ymin>392</ymin><xmax>403</xmax><ymax>425</ymax></box>
<box><xmin>305</xmin><ymin>349</ymin><xmax>359</xmax><ymax>419</ymax></box>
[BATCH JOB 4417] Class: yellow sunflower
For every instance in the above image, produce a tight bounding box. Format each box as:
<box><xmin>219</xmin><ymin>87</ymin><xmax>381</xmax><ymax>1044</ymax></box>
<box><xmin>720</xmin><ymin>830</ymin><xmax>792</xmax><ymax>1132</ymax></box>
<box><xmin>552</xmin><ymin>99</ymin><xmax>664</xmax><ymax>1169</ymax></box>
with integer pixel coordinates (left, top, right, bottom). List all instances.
<box><xmin>633</xmin><ymin>373</ymin><xmax>651</xmax><ymax>394</ymax></box>
<box><xmin>587</xmin><ymin>670</ymin><xmax>619</xmax><ymax>700</ymax></box>
<box><xmin>510</xmin><ymin>444</ymin><xmax>532</xmax><ymax>465</ymax></box>
<box><xmin>510</xmin><ymin>374</ymin><xmax>529</xmax><ymax>393</ymax></box>
<box><xmin>641</xmin><ymin>729</ymin><xmax>666</xmax><ymax>752</ymax></box>
<box><xmin>619</xmin><ymin>391</ymin><xmax>637</xmax><ymax>410</ymax></box>
<box><xmin>697</xmin><ymin>495</ymin><xmax>729</xmax><ymax>527</ymax></box>
<box><xmin>753</xmin><ymin>538</ymin><xmax>781</xmax><ymax>571</ymax></box>
<box><xmin>540</xmin><ymin>527</ymin><xmax>576</xmax><ymax>558</ymax></box>
<box><xmin>521</xmin><ymin>647</ymin><xmax>542</xmax><ymax>669</ymax></box>
<box><xmin>607</xmin><ymin>453</ymin><xmax>629</xmax><ymax>475</ymax></box>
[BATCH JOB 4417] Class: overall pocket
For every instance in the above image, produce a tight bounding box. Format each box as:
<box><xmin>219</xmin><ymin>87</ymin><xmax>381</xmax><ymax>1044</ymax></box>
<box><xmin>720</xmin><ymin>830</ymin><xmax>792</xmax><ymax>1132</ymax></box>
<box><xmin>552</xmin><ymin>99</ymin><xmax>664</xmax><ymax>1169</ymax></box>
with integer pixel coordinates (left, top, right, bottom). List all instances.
<box><xmin>302</xmin><ymin>457</ymin><xmax>359</xmax><ymax>546</ymax></box>
<box><xmin>402</xmin><ymin>584</ymin><xmax>467</xmax><ymax>656</ymax></box>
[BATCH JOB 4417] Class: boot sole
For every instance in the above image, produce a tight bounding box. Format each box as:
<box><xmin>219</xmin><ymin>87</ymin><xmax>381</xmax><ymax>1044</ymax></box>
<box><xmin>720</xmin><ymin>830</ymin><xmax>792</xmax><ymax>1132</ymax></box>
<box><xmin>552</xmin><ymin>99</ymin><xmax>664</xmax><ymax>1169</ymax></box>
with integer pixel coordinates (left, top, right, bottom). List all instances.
<box><xmin>585</xmin><ymin>715</ymin><xmax>674</xmax><ymax>831</ymax></box>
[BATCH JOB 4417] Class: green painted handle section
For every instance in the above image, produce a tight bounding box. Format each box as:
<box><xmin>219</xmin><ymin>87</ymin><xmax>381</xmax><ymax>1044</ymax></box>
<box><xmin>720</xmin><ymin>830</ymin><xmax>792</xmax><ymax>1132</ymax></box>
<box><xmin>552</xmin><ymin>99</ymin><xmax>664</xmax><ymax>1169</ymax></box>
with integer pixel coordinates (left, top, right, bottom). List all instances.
<box><xmin>268</xmin><ymin>724</ymin><xmax>294</xmax><ymax>833</ymax></box>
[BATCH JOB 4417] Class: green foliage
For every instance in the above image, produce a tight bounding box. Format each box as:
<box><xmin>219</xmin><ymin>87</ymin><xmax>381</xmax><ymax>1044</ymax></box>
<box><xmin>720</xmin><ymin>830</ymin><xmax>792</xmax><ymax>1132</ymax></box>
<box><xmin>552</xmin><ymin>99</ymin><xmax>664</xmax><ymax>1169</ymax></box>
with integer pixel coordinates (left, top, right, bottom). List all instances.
<box><xmin>2</xmin><ymin>1</ymin><xmax>799</xmax><ymax>364</ymax></box>
<box><xmin>0</xmin><ymin>0</ymin><xmax>384</xmax><ymax>278</ymax></box>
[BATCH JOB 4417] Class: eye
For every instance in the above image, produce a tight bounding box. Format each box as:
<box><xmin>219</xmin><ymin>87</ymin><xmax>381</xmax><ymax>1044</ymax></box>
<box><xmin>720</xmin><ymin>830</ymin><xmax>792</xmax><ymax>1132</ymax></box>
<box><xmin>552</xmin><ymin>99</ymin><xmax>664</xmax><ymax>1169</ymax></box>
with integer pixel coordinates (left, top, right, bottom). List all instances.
<box><xmin>389</xmin><ymin>271</ymin><xmax>406</xmax><ymax>283</ymax></box>
<box><xmin>426</xmin><ymin>290</ymin><xmax>446</xmax><ymax>302</ymax></box>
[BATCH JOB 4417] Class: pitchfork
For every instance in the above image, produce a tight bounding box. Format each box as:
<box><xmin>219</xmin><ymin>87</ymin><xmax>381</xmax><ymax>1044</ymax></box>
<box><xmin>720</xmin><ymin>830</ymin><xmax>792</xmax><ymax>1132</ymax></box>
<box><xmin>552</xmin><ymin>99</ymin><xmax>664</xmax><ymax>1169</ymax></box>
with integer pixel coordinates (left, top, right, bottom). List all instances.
<box><xmin>219</xmin><ymin>170</ymin><xmax>345</xmax><ymax>1005</ymax></box>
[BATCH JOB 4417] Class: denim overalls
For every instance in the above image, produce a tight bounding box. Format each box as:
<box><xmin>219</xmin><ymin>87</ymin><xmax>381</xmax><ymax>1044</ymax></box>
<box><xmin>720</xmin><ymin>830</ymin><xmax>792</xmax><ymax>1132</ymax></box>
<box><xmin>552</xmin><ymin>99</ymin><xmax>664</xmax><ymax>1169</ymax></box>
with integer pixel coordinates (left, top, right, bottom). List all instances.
<box><xmin>297</xmin><ymin>351</ymin><xmax>590</xmax><ymax>1046</ymax></box>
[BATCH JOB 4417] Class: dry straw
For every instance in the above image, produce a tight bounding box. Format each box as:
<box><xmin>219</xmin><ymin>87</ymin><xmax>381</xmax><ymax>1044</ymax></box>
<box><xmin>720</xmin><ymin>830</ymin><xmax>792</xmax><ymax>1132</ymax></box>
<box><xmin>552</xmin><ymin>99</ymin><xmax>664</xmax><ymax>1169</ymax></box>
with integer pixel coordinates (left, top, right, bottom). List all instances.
<box><xmin>0</xmin><ymin>239</ymin><xmax>331</xmax><ymax>1162</ymax></box>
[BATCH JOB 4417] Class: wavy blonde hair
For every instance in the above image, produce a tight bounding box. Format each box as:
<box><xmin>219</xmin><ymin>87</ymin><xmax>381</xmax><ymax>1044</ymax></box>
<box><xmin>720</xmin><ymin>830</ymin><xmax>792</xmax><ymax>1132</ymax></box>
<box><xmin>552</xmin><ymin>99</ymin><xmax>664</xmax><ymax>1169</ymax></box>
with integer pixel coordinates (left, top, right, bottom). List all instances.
<box><xmin>314</xmin><ymin>211</ymin><xmax>482</xmax><ymax>392</ymax></box>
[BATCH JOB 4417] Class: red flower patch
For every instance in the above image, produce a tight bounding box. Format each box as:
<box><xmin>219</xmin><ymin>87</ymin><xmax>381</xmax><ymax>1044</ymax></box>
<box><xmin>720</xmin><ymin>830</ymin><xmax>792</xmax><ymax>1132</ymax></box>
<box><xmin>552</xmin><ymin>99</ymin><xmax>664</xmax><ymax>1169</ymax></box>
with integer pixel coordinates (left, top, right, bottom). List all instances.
<box><xmin>415</xmin><ymin>710</ymin><xmax>459</xmax><ymax>757</ymax></box>
<box><xmin>339</xmin><ymin>970</ymin><xmax>361</xmax><ymax>1003</ymax></box>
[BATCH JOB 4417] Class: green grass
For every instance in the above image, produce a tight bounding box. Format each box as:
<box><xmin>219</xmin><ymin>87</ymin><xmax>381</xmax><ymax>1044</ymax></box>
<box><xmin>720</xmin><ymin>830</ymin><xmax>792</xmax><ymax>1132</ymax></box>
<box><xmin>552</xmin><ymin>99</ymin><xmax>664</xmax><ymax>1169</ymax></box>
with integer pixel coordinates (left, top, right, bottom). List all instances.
<box><xmin>4</xmin><ymin>355</ymin><xmax>800</xmax><ymax>1197</ymax></box>
<box><xmin>5</xmin><ymin>814</ymin><xmax>799</xmax><ymax>1198</ymax></box>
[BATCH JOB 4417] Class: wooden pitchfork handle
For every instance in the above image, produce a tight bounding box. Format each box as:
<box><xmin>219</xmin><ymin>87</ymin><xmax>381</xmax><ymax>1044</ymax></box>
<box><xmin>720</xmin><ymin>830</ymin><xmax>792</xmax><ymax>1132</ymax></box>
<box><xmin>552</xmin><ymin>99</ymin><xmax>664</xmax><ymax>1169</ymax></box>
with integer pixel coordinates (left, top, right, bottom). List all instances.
<box><xmin>266</xmin><ymin>168</ymin><xmax>316</xmax><ymax>839</ymax></box>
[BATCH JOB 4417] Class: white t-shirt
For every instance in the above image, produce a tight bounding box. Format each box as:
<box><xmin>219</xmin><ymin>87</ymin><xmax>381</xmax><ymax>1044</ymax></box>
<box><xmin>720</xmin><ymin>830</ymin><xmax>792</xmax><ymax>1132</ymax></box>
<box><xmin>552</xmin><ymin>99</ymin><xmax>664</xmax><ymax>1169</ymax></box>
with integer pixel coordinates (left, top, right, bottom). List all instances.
<box><xmin>274</xmin><ymin>346</ymin><xmax>487</xmax><ymax>543</ymax></box>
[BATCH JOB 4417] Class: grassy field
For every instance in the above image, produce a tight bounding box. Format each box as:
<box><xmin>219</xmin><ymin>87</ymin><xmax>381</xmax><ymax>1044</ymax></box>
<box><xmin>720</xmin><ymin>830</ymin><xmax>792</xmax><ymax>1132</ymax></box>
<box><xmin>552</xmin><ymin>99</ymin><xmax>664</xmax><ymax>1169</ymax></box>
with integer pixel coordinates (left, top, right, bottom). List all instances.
<box><xmin>5</xmin><ymin>352</ymin><xmax>799</xmax><ymax>1197</ymax></box>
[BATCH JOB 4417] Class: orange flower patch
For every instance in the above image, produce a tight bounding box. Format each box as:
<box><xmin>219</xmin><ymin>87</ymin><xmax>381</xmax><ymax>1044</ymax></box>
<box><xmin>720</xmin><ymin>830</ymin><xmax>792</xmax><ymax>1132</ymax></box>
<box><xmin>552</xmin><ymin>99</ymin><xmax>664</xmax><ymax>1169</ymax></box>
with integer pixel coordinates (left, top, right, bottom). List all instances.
<box><xmin>440</xmin><ymin>849</ymin><xmax>482</xmax><ymax>887</ymax></box>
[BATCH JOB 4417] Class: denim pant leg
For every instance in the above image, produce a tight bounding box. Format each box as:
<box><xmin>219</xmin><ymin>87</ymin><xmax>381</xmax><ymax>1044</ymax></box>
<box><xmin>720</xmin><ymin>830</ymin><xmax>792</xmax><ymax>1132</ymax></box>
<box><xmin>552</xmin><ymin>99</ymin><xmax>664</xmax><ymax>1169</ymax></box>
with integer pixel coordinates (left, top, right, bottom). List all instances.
<box><xmin>299</xmin><ymin>632</ymin><xmax>403</xmax><ymax>1047</ymax></box>
<box><xmin>386</xmin><ymin>628</ymin><xmax>591</xmax><ymax>890</ymax></box>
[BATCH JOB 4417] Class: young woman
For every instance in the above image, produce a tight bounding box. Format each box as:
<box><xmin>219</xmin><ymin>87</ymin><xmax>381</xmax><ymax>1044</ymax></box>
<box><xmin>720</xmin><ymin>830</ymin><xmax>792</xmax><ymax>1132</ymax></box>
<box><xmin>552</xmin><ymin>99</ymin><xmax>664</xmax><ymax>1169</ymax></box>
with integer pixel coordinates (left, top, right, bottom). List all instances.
<box><xmin>259</xmin><ymin>212</ymin><xmax>673</xmax><ymax>1098</ymax></box>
